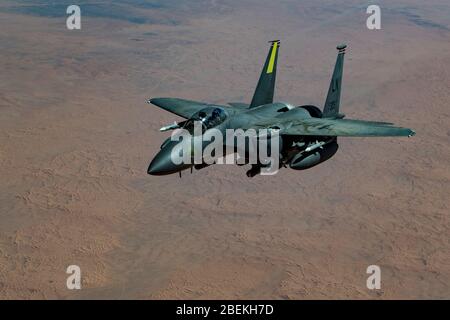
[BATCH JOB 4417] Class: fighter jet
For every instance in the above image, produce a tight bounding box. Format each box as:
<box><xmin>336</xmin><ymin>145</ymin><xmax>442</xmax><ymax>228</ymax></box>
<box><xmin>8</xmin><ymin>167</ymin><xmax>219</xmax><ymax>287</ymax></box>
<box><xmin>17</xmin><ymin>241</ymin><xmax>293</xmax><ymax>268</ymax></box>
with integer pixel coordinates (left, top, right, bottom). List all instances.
<box><xmin>147</xmin><ymin>41</ymin><xmax>414</xmax><ymax>177</ymax></box>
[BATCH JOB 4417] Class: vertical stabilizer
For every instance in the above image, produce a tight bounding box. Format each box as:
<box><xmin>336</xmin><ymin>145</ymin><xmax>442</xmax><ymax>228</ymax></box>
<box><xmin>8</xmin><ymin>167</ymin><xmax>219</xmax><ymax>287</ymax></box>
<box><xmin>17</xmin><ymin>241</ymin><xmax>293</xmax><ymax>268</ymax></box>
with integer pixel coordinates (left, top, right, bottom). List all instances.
<box><xmin>249</xmin><ymin>40</ymin><xmax>280</xmax><ymax>108</ymax></box>
<box><xmin>323</xmin><ymin>44</ymin><xmax>346</xmax><ymax>118</ymax></box>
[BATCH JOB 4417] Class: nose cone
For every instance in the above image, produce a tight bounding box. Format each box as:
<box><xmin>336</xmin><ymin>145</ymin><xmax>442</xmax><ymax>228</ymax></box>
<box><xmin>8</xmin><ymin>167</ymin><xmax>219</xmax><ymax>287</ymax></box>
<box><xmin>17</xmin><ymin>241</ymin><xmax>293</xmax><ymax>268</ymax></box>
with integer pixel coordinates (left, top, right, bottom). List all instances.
<box><xmin>147</xmin><ymin>154</ymin><xmax>170</xmax><ymax>175</ymax></box>
<box><xmin>147</xmin><ymin>141</ymin><xmax>191</xmax><ymax>175</ymax></box>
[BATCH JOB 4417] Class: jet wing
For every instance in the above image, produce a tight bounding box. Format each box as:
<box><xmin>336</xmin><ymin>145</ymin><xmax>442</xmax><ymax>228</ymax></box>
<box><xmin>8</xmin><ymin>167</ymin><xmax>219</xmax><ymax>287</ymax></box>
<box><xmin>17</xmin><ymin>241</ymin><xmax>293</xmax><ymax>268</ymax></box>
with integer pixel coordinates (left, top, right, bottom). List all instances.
<box><xmin>251</xmin><ymin>118</ymin><xmax>415</xmax><ymax>137</ymax></box>
<box><xmin>148</xmin><ymin>98</ymin><xmax>226</xmax><ymax>119</ymax></box>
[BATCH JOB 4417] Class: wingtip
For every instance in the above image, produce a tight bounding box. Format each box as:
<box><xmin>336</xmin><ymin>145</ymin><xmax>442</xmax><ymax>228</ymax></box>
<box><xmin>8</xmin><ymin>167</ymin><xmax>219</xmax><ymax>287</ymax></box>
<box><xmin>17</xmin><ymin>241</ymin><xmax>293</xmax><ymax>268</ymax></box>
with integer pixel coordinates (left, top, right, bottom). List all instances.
<box><xmin>337</xmin><ymin>44</ymin><xmax>347</xmax><ymax>54</ymax></box>
<box><xmin>147</xmin><ymin>98</ymin><xmax>164</xmax><ymax>105</ymax></box>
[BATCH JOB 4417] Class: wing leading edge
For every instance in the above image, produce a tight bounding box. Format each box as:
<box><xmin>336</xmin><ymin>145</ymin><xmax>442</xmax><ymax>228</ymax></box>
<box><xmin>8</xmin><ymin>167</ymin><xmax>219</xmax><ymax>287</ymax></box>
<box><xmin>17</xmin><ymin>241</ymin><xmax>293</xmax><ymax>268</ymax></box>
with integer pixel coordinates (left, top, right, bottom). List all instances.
<box><xmin>148</xmin><ymin>98</ymin><xmax>217</xmax><ymax>119</ymax></box>
<box><xmin>251</xmin><ymin>117</ymin><xmax>415</xmax><ymax>137</ymax></box>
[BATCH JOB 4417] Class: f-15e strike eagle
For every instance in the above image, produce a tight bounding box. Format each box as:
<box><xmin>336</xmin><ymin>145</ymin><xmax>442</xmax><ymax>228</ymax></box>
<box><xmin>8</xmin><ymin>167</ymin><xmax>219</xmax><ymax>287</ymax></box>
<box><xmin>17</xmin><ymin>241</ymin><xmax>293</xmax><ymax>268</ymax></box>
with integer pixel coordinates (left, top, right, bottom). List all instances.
<box><xmin>147</xmin><ymin>41</ymin><xmax>414</xmax><ymax>177</ymax></box>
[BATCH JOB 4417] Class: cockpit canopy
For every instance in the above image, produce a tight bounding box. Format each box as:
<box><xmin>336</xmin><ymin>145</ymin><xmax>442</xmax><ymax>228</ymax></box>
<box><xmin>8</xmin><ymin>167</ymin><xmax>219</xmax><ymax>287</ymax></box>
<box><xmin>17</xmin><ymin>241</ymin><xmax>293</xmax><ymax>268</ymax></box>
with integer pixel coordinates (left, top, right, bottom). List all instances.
<box><xmin>183</xmin><ymin>107</ymin><xmax>228</xmax><ymax>134</ymax></box>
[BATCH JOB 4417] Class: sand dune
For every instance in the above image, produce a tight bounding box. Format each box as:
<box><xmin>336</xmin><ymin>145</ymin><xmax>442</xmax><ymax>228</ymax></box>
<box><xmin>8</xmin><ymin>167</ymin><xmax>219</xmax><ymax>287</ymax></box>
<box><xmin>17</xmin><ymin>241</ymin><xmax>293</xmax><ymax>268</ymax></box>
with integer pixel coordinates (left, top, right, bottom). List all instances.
<box><xmin>0</xmin><ymin>0</ymin><xmax>449</xmax><ymax>299</ymax></box>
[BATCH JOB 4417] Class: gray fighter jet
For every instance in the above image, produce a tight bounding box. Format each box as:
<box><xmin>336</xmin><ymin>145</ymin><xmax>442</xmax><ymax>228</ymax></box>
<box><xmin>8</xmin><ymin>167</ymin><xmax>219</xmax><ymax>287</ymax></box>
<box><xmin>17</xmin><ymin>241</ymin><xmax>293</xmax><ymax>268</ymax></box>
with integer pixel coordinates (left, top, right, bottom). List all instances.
<box><xmin>147</xmin><ymin>41</ymin><xmax>414</xmax><ymax>177</ymax></box>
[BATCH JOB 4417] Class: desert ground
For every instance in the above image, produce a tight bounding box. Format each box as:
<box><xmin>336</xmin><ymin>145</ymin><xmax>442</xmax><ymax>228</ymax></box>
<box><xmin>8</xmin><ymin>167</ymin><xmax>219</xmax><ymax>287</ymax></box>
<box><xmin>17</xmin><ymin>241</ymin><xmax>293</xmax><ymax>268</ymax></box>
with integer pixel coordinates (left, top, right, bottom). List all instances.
<box><xmin>0</xmin><ymin>0</ymin><xmax>449</xmax><ymax>299</ymax></box>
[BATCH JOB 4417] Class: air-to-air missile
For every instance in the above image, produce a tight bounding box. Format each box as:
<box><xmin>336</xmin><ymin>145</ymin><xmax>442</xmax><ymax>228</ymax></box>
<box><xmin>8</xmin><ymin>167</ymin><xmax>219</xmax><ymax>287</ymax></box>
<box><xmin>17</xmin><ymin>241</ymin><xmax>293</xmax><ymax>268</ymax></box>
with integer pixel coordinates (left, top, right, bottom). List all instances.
<box><xmin>159</xmin><ymin>122</ymin><xmax>180</xmax><ymax>132</ymax></box>
<box><xmin>305</xmin><ymin>140</ymin><xmax>327</xmax><ymax>153</ymax></box>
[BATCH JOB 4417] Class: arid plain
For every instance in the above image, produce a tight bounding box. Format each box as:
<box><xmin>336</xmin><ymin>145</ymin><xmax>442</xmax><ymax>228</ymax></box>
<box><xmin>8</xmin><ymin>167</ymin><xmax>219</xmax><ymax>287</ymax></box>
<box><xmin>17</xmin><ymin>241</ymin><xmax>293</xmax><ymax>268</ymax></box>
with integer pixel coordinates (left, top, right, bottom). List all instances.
<box><xmin>0</xmin><ymin>0</ymin><xmax>449</xmax><ymax>299</ymax></box>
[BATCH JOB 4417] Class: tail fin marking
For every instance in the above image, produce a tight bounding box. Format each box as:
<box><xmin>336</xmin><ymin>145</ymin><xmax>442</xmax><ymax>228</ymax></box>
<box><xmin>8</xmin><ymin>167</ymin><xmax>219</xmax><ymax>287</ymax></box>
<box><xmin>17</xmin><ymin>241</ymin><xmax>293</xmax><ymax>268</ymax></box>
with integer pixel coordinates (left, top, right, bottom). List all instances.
<box><xmin>249</xmin><ymin>40</ymin><xmax>280</xmax><ymax>108</ymax></box>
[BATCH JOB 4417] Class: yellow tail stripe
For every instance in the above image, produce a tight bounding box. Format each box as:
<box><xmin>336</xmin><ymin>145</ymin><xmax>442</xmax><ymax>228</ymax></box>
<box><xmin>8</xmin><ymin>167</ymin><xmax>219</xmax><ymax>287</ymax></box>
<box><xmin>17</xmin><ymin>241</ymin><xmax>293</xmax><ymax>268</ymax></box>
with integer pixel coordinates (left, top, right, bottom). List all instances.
<box><xmin>266</xmin><ymin>42</ymin><xmax>278</xmax><ymax>74</ymax></box>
